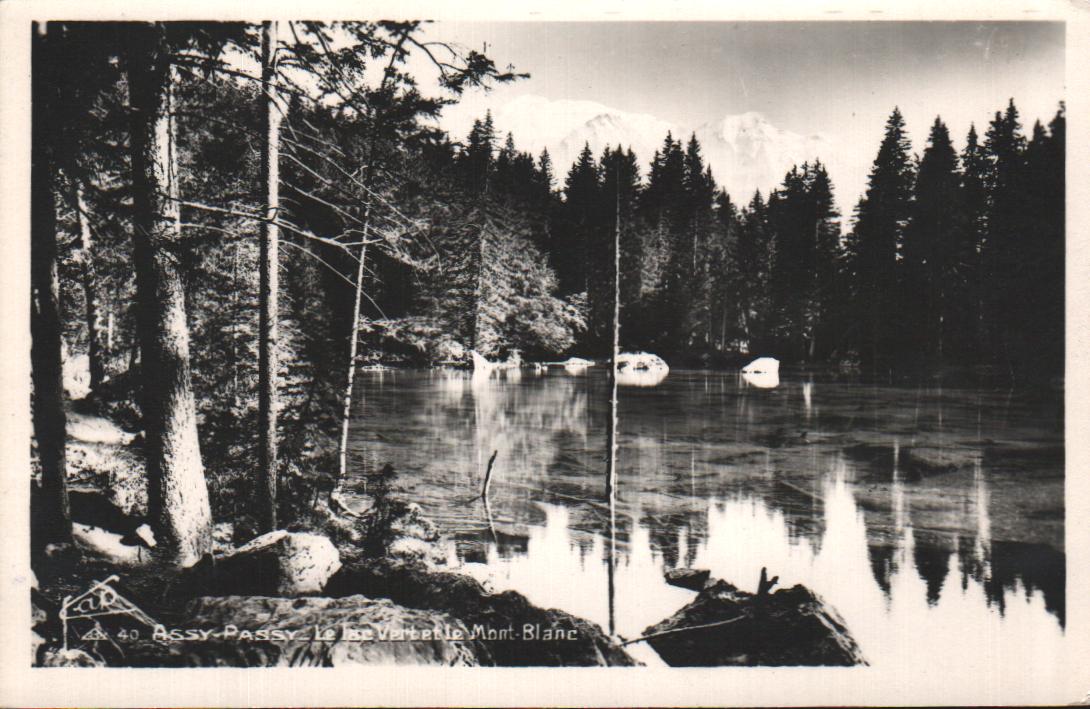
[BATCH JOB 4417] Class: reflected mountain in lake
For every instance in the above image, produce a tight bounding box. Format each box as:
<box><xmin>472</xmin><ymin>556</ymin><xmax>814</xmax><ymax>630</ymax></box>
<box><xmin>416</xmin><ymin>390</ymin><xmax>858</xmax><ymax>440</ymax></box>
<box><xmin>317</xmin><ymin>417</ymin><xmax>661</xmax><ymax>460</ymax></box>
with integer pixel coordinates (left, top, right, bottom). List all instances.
<box><xmin>347</xmin><ymin>368</ymin><xmax>1064</xmax><ymax>666</ymax></box>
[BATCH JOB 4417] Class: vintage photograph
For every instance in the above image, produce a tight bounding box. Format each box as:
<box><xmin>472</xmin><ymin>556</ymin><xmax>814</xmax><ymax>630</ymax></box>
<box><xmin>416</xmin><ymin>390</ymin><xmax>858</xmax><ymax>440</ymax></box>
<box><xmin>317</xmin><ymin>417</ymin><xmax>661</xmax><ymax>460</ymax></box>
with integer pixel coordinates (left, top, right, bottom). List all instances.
<box><xmin>19</xmin><ymin>11</ymin><xmax>1070</xmax><ymax>688</ymax></box>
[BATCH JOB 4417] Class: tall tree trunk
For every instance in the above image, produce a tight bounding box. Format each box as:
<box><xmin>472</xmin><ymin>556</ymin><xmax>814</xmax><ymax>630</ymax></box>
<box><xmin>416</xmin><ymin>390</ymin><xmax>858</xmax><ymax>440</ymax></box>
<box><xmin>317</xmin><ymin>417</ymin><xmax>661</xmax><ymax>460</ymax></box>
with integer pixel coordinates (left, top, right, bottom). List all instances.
<box><xmin>337</xmin><ymin>240</ymin><xmax>367</xmax><ymax>479</ymax></box>
<box><xmin>257</xmin><ymin>21</ymin><xmax>281</xmax><ymax>532</ymax></box>
<box><xmin>126</xmin><ymin>24</ymin><xmax>212</xmax><ymax>566</ymax></box>
<box><xmin>605</xmin><ymin>180</ymin><xmax>621</xmax><ymax>639</ymax></box>
<box><xmin>73</xmin><ymin>183</ymin><xmax>106</xmax><ymax>399</ymax></box>
<box><xmin>334</xmin><ymin>30</ymin><xmax>409</xmax><ymax>481</ymax></box>
<box><xmin>30</xmin><ymin>23</ymin><xmax>71</xmax><ymax>548</ymax></box>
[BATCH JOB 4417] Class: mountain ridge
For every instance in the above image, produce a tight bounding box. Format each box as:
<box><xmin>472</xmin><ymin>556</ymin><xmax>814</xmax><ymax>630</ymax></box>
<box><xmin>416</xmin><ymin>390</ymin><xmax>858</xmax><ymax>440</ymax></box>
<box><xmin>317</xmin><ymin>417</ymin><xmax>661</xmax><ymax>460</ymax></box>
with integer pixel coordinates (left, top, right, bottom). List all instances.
<box><xmin>462</xmin><ymin>95</ymin><xmax>833</xmax><ymax>203</ymax></box>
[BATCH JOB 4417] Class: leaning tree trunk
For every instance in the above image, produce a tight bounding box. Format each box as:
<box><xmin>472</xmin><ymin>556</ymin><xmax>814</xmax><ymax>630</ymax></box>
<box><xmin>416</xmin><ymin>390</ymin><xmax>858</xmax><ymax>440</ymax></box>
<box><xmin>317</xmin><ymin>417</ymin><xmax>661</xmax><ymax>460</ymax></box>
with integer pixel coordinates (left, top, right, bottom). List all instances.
<box><xmin>126</xmin><ymin>24</ymin><xmax>212</xmax><ymax>566</ymax></box>
<box><xmin>257</xmin><ymin>20</ymin><xmax>281</xmax><ymax>532</ymax></box>
<box><xmin>337</xmin><ymin>239</ymin><xmax>368</xmax><ymax>480</ymax></box>
<box><xmin>30</xmin><ymin>23</ymin><xmax>71</xmax><ymax>548</ymax></box>
<box><xmin>73</xmin><ymin>183</ymin><xmax>106</xmax><ymax>399</ymax></box>
<box><xmin>334</xmin><ymin>30</ymin><xmax>410</xmax><ymax>482</ymax></box>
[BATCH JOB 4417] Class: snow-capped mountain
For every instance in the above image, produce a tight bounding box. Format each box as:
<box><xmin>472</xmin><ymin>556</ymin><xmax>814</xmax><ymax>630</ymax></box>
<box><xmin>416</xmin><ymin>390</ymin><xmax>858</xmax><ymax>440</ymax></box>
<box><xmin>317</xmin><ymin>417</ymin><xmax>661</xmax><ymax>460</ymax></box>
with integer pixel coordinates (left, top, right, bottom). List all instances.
<box><xmin>486</xmin><ymin>95</ymin><xmax>679</xmax><ymax>177</ymax></box>
<box><xmin>694</xmin><ymin>112</ymin><xmax>832</xmax><ymax>204</ymax></box>
<box><xmin>444</xmin><ymin>95</ymin><xmax>833</xmax><ymax>202</ymax></box>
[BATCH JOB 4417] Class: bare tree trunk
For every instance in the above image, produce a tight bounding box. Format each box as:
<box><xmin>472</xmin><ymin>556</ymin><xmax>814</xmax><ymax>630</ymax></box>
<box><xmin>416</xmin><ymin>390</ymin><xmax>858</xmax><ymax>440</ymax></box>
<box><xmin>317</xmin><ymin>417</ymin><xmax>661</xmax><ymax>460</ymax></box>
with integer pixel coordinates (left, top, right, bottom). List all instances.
<box><xmin>126</xmin><ymin>24</ymin><xmax>212</xmax><ymax>566</ymax></box>
<box><xmin>605</xmin><ymin>179</ymin><xmax>622</xmax><ymax>639</ymax></box>
<box><xmin>73</xmin><ymin>183</ymin><xmax>106</xmax><ymax>399</ymax></box>
<box><xmin>337</xmin><ymin>240</ymin><xmax>367</xmax><ymax>479</ymax></box>
<box><xmin>257</xmin><ymin>21</ymin><xmax>281</xmax><ymax>532</ymax></box>
<box><xmin>333</xmin><ymin>30</ymin><xmax>409</xmax><ymax>481</ymax></box>
<box><xmin>30</xmin><ymin>22</ymin><xmax>71</xmax><ymax>548</ymax></box>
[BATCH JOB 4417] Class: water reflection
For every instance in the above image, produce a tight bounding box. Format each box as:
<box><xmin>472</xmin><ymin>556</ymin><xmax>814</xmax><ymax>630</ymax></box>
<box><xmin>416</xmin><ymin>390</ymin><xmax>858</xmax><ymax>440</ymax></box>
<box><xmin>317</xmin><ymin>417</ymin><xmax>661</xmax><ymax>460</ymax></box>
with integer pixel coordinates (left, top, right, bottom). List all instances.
<box><xmin>349</xmin><ymin>369</ymin><xmax>1065</xmax><ymax>667</ymax></box>
<box><xmin>742</xmin><ymin>370</ymin><xmax>780</xmax><ymax>389</ymax></box>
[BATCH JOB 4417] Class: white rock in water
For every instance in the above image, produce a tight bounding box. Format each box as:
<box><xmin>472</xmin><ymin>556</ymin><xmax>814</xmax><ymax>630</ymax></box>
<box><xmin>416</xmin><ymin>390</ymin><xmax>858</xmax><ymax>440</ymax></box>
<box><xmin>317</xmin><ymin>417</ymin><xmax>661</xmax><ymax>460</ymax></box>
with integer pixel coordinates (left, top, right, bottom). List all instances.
<box><xmin>562</xmin><ymin>356</ymin><xmax>594</xmax><ymax>375</ymax></box>
<box><xmin>742</xmin><ymin>371</ymin><xmax>780</xmax><ymax>389</ymax></box>
<box><xmin>742</xmin><ymin>357</ymin><xmax>780</xmax><ymax>375</ymax></box>
<box><xmin>616</xmin><ymin>352</ymin><xmax>669</xmax><ymax>387</ymax></box>
<box><xmin>617</xmin><ymin>352</ymin><xmax>669</xmax><ymax>372</ymax></box>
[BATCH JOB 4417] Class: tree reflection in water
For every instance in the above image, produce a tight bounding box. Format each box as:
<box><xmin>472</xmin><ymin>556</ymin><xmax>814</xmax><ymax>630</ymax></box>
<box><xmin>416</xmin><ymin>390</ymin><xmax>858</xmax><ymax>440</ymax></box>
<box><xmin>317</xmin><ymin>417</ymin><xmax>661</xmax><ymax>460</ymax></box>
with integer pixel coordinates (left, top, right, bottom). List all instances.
<box><xmin>348</xmin><ymin>368</ymin><xmax>1065</xmax><ymax>668</ymax></box>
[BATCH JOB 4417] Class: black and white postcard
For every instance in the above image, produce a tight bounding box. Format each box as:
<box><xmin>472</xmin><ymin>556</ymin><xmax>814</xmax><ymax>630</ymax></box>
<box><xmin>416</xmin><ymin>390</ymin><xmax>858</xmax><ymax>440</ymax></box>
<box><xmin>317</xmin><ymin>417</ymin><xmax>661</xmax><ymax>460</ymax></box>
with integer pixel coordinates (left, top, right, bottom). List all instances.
<box><xmin>1</xmin><ymin>0</ymin><xmax>1087</xmax><ymax>705</ymax></box>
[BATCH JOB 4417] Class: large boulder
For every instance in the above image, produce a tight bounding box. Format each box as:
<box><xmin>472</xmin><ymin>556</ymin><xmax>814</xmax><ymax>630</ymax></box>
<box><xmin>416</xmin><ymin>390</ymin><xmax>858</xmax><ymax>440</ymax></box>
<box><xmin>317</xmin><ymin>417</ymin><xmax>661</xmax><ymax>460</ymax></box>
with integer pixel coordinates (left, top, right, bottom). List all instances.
<box><xmin>323</xmin><ymin>558</ymin><xmax>637</xmax><ymax>667</ymax></box>
<box><xmin>128</xmin><ymin>595</ymin><xmax>479</xmax><ymax>667</ymax></box>
<box><xmin>206</xmin><ymin>531</ymin><xmax>341</xmax><ymax>596</ymax></box>
<box><xmin>616</xmin><ymin>352</ymin><xmax>669</xmax><ymax>387</ymax></box>
<box><xmin>642</xmin><ymin>579</ymin><xmax>866</xmax><ymax>666</ymax></box>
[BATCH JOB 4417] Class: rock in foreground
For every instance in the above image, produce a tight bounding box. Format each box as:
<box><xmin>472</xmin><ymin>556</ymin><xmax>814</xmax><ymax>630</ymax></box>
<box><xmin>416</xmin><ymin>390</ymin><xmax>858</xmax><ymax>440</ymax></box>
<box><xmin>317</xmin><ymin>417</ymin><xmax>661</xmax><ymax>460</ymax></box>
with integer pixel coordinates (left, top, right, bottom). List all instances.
<box><xmin>324</xmin><ymin>558</ymin><xmax>637</xmax><ymax>666</ymax></box>
<box><xmin>198</xmin><ymin>531</ymin><xmax>342</xmax><ymax>596</ymax></box>
<box><xmin>643</xmin><ymin>579</ymin><xmax>866</xmax><ymax>666</ymax></box>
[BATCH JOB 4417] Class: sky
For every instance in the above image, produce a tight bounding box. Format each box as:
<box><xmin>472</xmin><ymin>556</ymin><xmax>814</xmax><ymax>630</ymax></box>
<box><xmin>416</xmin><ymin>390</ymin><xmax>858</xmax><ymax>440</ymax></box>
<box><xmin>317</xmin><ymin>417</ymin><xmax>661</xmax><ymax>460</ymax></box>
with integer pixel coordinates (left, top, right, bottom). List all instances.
<box><xmin>422</xmin><ymin>21</ymin><xmax>1065</xmax><ymax>214</ymax></box>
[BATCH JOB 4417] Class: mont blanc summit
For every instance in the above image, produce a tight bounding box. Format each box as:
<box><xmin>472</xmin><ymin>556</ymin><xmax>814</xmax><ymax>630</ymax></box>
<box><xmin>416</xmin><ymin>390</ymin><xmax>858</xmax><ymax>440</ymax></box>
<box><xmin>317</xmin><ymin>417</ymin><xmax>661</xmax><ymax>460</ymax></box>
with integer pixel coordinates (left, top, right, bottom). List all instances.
<box><xmin>444</xmin><ymin>95</ymin><xmax>832</xmax><ymax>202</ymax></box>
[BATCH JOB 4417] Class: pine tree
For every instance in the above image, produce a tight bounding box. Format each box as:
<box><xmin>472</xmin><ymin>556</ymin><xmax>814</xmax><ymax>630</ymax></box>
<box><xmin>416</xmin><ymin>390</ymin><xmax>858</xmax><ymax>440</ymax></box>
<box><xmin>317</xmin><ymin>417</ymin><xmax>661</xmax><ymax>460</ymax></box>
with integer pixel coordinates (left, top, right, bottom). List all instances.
<box><xmin>982</xmin><ymin>99</ymin><xmax>1027</xmax><ymax>378</ymax></box>
<box><xmin>903</xmin><ymin>117</ymin><xmax>964</xmax><ymax>366</ymax></box>
<box><xmin>537</xmin><ymin>148</ymin><xmax>555</xmax><ymax>192</ymax></box>
<box><xmin>557</xmin><ymin>143</ymin><xmax>599</xmax><ymax>301</ymax></box>
<box><xmin>845</xmin><ymin>107</ymin><xmax>916</xmax><ymax>372</ymax></box>
<box><xmin>460</xmin><ymin>111</ymin><xmax>495</xmax><ymax>196</ymax></box>
<box><xmin>960</xmin><ymin>124</ymin><xmax>988</xmax><ymax>362</ymax></box>
<box><xmin>730</xmin><ymin>191</ymin><xmax>774</xmax><ymax>352</ymax></box>
<box><xmin>494</xmin><ymin>132</ymin><xmax>516</xmax><ymax>190</ymax></box>
<box><xmin>30</xmin><ymin>23</ymin><xmax>72</xmax><ymax>549</ymax></box>
<box><xmin>767</xmin><ymin>166</ymin><xmax>809</xmax><ymax>357</ymax></box>
<box><xmin>125</xmin><ymin>22</ymin><xmax>214</xmax><ymax>565</ymax></box>
<box><xmin>256</xmin><ymin>20</ymin><xmax>281</xmax><ymax>532</ymax></box>
<box><xmin>806</xmin><ymin>161</ymin><xmax>842</xmax><ymax>361</ymax></box>
<box><xmin>706</xmin><ymin>190</ymin><xmax>740</xmax><ymax>352</ymax></box>
<box><xmin>1020</xmin><ymin>104</ymin><xmax>1065</xmax><ymax>380</ymax></box>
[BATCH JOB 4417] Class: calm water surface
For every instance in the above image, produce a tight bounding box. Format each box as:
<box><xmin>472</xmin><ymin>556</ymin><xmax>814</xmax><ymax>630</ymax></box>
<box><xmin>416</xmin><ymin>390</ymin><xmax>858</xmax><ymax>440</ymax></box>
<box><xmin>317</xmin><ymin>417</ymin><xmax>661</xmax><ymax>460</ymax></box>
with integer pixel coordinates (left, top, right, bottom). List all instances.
<box><xmin>346</xmin><ymin>367</ymin><xmax>1064</xmax><ymax>668</ymax></box>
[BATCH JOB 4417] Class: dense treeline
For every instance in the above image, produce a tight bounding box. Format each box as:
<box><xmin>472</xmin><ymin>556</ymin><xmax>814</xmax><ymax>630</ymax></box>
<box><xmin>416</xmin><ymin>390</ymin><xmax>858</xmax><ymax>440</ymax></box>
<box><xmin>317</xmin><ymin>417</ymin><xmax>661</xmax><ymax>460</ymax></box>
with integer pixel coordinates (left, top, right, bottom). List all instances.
<box><xmin>384</xmin><ymin>101</ymin><xmax>1063</xmax><ymax>382</ymax></box>
<box><xmin>30</xmin><ymin>20</ymin><xmax>1064</xmax><ymax>564</ymax></box>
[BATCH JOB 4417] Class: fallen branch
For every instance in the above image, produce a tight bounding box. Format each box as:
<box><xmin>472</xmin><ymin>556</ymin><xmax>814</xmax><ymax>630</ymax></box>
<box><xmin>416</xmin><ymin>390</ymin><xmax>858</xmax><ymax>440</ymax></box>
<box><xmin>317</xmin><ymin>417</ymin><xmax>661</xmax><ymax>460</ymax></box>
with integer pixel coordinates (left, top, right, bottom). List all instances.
<box><xmin>619</xmin><ymin>614</ymin><xmax>746</xmax><ymax>647</ymax></box>
<box><xmin>481</xmin><ymin>449</ymin><xmax>498</xmax><ymax>500</ymax></box>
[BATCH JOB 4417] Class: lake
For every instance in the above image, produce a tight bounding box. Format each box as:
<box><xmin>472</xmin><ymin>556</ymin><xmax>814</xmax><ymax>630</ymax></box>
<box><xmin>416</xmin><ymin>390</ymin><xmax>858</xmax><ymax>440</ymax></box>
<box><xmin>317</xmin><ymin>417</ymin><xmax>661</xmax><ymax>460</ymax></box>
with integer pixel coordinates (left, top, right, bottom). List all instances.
<box><xmin>345</xmin><ymin>366</ymin><xmax>1065</xmax><ymax>669</ymax></box>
